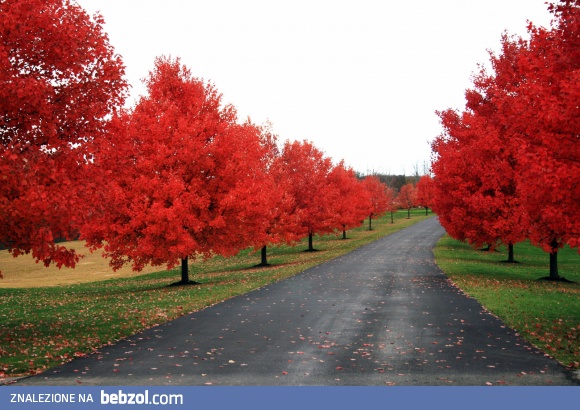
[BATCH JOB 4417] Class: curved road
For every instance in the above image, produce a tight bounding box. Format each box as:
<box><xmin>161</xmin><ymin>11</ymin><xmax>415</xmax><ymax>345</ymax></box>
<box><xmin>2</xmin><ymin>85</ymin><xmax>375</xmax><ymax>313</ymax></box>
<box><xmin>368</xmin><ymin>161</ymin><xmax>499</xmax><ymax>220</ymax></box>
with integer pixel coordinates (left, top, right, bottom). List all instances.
<box><xmin>16</xmin><ymin>217</ymin><xmax>579</xmax><ymax>385</ymax></box>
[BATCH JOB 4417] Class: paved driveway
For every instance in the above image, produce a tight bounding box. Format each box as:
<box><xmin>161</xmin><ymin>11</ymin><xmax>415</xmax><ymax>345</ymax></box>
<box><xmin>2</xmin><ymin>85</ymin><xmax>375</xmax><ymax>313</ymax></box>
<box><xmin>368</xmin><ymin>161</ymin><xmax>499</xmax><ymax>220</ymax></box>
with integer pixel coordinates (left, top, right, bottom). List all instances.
<box><xmin>16</xmin><ymin>217</ymin><xmax>579</xmax><ymax>385</ymax></box>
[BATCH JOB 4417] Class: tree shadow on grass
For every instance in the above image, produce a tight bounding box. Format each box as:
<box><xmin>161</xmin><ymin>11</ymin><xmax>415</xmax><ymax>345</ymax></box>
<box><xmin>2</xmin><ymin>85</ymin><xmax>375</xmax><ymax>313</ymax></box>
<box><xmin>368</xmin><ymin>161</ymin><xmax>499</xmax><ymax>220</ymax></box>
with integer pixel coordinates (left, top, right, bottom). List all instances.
<box><xmin>252</xmin><ymin>262</ymin><xmax>271</xmax><ymax>268</ymax></box>
<box><xmin>538</xmin><ymin>276</ymin><xmax>575</xmax><ymax>284</ymax></box>
<box><xmin>168</xmin><ymin>280</ymin><xmax>202</xmax><ymax>287</ymax></box>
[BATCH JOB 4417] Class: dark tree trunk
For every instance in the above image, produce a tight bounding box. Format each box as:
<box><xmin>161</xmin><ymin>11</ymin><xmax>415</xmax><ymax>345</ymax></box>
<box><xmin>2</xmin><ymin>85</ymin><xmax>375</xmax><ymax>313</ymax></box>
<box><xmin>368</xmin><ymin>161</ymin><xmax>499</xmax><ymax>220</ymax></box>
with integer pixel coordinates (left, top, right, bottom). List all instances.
<box><xmin>550</xmin><ymin>240</ymin><xmax>559</xmax><ymax>280</ymax></box>
<box><xmin>308</xmin><ymin>232</ymin><xmax>314</xmax><ymax>251</ymax></box>
<box><xmin>368</xmin><ymin>216</ymin><xmax>373</xmax><ymax>231</ymax></box>
<box><xmin>252</xmin><ymin>245</ymin><xmax>271</xmax><ymax>267</ymax></box>
<box><xmin>261</xmin><ymin>245</ymin><xmax>269</xmax><ymax>266</ymax></box>
<box><xmin>425</xmin><ymin>206</ymin><xmax>429</xmax><ymax>216</ymax></box>
<box><xmin>390</xmin><ymin>211</ymin><xmax>394</xmax><ymax>224</ymax></box>
<box><xmin>342</xmin><ymin>224</ymin><xmax>347</xmax><ymax>240</ymax></box>
<box><xmin>539</xmin><ymin>240</ymin><xmax>573</xmax><ymax>282</ymax></box>
<box><xmin>506</xmin><ymin>243</ymin><xmax>516</xmax><ymax>263</ymax></box>
<box><xmin>407</xmin><ymin>208</ymin><xmax>411</xmax><ymax>219</ymax></box>
<box><xmin>181</xmin><ymin>257</ymin><xmax>189</xmax><ymax>284</ymax></box>
<box><xmin>169</xmin><ymin>256</ymin><xmax>199</xmax><ymax>286</ymax></box>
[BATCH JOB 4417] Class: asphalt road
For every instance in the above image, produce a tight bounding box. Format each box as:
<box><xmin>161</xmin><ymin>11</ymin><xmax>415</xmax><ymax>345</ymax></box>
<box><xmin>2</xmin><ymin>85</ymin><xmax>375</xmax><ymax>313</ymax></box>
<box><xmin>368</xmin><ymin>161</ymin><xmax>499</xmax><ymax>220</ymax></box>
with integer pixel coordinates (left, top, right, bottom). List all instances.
<box><xmin>15</xmin><ymin>217</ymin><xmax>579</xmax><ymax>386</ymax></box>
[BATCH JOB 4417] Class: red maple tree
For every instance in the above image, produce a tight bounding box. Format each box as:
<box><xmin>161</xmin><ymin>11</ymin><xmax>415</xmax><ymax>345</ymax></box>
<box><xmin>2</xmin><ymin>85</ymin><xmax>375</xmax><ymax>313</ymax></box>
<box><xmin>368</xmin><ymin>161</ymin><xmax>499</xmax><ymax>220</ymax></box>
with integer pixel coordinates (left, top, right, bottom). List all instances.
<box><xmin>432</xmin><ymin>101</ymin><xmax>527</xmax><ymax>262</ymax></box>
<box><xmin>83</xmin><ymin>57</ymin><xmax>270</xmax><ymax>284</ymax></box>
<box><xmin>270</xmin><ymin>140</ymin><xmax>336</xmax><ymax>251</ymax></box>
<box><xmin>508</xmin><ymin>2</ymin><xmax>580</xmax><ymax>277</ymax></box>
<box><xmin>474</xmin><ymin>2</ymin><xmax>579</xmax><ymax>276</ymax></box>
<box><xmin>397</xmin><ymin>183</ymin><xmax>418</xmax><ymax>219</ymax></box>
<box><xmin>385</xmin><ymin>185</ymin><xmax>398</xmax><ymax>224</ymax></box>
<box><xmin>430</xmin><ymin>124</ymin><xmax>473</xmax><ymax>246</ymax></box>
<box><xmin>247</xmin><ymin>123</ymin><xmax>303</xmax><ymax>266</ymax></box>
<box><xmin>327</xmin><ymin>162</ymin><xmax>370</xmax><ymax>239</ymax></box>
<box><xmin>361</xmin><ymin>176</ymin><xmax>389</xmax><ymax>230</ymax></box>
<box><xmin>0</xmin><ymin>0</ymin><xmax>127</xmax><ymax>276</ymax></box>
<box><xmin>432</xmin><ymin>0</ymin><xmax>579</xmax><ymax>277</ymax></box>
<box><xmin>416</xmin><ymin>175</ymin><xmax>435</xmax><ymax>216</ymax></box>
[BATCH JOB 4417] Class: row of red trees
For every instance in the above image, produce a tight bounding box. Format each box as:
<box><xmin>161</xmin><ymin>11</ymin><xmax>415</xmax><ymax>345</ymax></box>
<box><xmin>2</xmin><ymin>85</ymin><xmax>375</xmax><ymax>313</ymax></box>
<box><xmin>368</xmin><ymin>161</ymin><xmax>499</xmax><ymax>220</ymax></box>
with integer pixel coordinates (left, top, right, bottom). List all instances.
<box><xmin>82</xmin><ymin>56</ymin><xmax>400</xmax><ymax>284</ymax></box>
<box><xmin>1</xmin><ymin>0</ymin><xmax>425</xmax><ymax>283</ymax></box>
<box><xmin>430</xmin><ymin>0</ymin><xmax>579</xmax><ymax>280</ymax></box>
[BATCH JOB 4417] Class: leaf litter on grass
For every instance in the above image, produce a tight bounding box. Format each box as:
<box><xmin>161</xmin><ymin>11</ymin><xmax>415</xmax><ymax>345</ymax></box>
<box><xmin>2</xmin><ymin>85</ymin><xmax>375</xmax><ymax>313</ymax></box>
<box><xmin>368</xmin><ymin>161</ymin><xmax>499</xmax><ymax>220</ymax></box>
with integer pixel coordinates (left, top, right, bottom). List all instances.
<box><xmin>435</xmin><ymin>236</ymin><xmax>580</xmax><ymax>369</ymax></box>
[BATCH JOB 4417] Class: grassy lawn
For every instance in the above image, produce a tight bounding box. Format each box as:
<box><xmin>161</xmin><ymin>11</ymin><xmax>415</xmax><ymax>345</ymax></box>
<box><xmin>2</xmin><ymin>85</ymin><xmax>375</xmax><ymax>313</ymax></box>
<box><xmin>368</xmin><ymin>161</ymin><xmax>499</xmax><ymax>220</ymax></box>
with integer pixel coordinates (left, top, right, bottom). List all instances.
<box><xmin>434</xmin><ymin>235</ymin><xmax>580</xmax><ymax>368</ymax></box>
<box><xmin>0</xmin><ymin>209</ymin><xmax>431</xmax><ymax>378</ymax></box>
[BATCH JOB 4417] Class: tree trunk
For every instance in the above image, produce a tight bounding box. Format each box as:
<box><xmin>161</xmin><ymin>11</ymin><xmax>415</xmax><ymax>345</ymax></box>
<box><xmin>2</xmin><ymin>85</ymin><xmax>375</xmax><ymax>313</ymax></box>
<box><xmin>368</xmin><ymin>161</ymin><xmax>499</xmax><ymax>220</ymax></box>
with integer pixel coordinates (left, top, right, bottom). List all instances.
<box><xmin>549</xmin><ymin>239</ymin><xmax>559</xmax><ymax>279</ymax></box>
<box><xmin>368</xmin><ymin>216</ymin><xmax>373</xmax><ymax>231</ymax></box>
<box><xmin>538</xmin><ymin>240</ymin><xmax>572</xmax><ymax>282</ymax></box>
<box><xmin>261</xmin><ymin>245</ymin><xmax>268</xmax><ymax>266</ymax></box>
<box><xmin>390</xmin><ymin>211</ymin><xmax>394</xmax><ymax>224</ymax></box>
<box><xmin>308</xmin><ymin>232</ymin><xmax>314</xmax><ymax>251</ymax></box>
<box><xmin>425</xmin><ymin>206</ymin><xmax>429</xmax><ymax>216</ymax></box>
<box><xmin>507</xmin><ymin>243</ymin><xmax>515</xmax><ymax>263</ymax></box>
<box><xmin>181</xmin><ymin>257</ymin><xmax>189</xmax><ymax>284</ymax></box>
<box><xmin>407</xmin><ymin>208</ymin><xmax>411</xmax><ymax>219</ymax></box>
<box><xmin>342</xmin><ymin>224</ymin><xmax>347</xmax><ymax>240</ymax></box>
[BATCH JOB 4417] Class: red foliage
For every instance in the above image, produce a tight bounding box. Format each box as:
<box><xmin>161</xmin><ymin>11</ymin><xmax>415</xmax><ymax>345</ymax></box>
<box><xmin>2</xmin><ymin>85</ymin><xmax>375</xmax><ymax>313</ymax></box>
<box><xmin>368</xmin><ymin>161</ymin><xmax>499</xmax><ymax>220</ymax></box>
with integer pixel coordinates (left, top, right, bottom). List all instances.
<box><xmin>248</xmin><ymin>123</ymin><xmax>304</xmax><ymax>258</ymax></box>
<box><xmin>327</xmin><ymin>162</ymin><xmax>370</xmax><ymax>238</ymax></box>
<box><xmin>431</xmin><ymin>101</ymin><xmax>527</xmax><ymax>251</ymax></box>
<box><xmin>82</xmin><ymin>57</ymin><xmax>270</xmax><ymax>274</ymax></box>
<box><xmin>397</xmin><ymin>183</ymin><xmax>418</xmax><ymax>218</ymax></box>
<box><xmin>270</xmin><ymin>140</ymin><xmax>336</xmax><ymax>250</ymax></box>
<box><xmin>361</xmin><ymin>176</ymin><xmax>389</xmax><ymax>229</ymax></box>
<box><xmin>508</xmin><ymin>3</ymin><xmax>580</xmax><ymax>253</ymax></box>
<box><xmin>0</xmin><ymin>0</ymin><xmax>127</xmax><ymax>275</ymax></box>
<box><xmin>384</xmin><ymin>185</ymin><xmax>398</xmax><ymax>223</ymax></box>
<box><xmin>471</xmin><ymin>2</ymin><xmax>580</xmax><ymax>254</ymax></box>
<box><xmin>416</xmin><ymin>175</ymin><xmax>435</xmax><ymax>214</ymax></box>
<box><xmin>431</xmin><ymin>1</ymin><xmax>579</xmax><ymax>275</ymax></box>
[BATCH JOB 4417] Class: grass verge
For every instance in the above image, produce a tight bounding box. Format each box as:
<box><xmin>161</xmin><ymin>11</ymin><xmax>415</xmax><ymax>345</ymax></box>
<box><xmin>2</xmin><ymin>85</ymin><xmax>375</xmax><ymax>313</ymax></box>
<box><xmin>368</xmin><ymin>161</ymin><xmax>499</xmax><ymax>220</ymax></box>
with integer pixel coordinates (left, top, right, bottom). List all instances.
<box><xmin>434</xmin><ymin>235</ymin><xmax>580</xmax><ymax>368</ymax></box>
<box><xmin>0</xmin><ymin>210</ymin><xmax>430</xmax><ymax>378</ymax></box>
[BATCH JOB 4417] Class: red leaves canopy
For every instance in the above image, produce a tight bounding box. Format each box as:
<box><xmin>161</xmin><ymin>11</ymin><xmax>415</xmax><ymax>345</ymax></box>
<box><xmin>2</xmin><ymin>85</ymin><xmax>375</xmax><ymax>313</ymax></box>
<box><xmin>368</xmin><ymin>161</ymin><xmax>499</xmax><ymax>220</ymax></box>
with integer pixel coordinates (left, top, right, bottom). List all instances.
<box><xmin>431</xmin><ymin>103</ymin><xmax>527</xmax><ymax>250</ymax></box>
<box><xmin>431</xmin><ymin>0</ymin><xmax>579</xmax><ymax>254</ymax></box>
<box><xmin>397</xmin><ymin>183</ymin><xmax>418</xmax><ymax>211</ymax></box>
<box><xmin>0</xmin><ymin>0</ymin><xmax>127</xmax><ymax>272</ymax></box>
<box><xmin>327</xmin><ymin>162</ymin><xmax>370</xmax><ymax>233</ymax></box>
<box><xmin>270</xmin><ymin>140</ymin><xmax>336</xmax><ymax>241</ymax></box>
<box><xmin>508</xmin><ymin>2</ymin><xmax>580</xmax><ymax>252</ymax></box>
<box><xmin>242</xmin><ymin>123</ymin><xmax>303</xmax><ymax>251</ymax></box>
<box><xmin>416</xmin><ymin>175</ymin><xmax>434</xmax><ymax>211</ymax></box>
<box><xmin>361</xmin><ymin>176</ymin><xmax>389</xmax><ymax>220</ymax></box>
<box><xmin>83</xmin><ymin>57</ymin><xmax>270</xmax><ymax>271</ymax></box>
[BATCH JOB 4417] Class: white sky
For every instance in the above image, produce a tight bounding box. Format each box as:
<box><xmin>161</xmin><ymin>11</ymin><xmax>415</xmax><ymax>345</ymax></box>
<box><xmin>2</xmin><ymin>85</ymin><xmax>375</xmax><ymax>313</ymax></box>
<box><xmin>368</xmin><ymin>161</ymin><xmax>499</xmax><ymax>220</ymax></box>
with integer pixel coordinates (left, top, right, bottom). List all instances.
<box><xmin>77</xmin><ymin>0</ymin><xmax>553</xmax><ymax>175</ymax></box>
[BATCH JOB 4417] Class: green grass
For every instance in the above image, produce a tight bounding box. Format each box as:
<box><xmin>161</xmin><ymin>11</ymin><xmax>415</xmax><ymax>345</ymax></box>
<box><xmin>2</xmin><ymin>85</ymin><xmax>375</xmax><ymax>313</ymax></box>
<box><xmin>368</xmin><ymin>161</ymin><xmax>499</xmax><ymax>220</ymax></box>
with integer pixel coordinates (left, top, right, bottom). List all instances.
<box><xmin>434</xmin><ymin>236</ymin><xmax>580</xmax><ymax>368</ymax></box>
<box><xmin>0</xmin><ymin>209</ymin><xmax>431</xmax><ymax>378</ymax></box>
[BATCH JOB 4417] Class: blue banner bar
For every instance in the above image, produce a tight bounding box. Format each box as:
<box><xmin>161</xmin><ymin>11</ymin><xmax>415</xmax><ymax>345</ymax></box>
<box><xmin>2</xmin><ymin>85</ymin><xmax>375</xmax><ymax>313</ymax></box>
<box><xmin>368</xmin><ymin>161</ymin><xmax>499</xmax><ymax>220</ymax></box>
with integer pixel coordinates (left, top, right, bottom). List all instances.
<box><xmin>0</xmin><ymin>386</ymin><xmax>578</xmax><ymax>410</ymax></box>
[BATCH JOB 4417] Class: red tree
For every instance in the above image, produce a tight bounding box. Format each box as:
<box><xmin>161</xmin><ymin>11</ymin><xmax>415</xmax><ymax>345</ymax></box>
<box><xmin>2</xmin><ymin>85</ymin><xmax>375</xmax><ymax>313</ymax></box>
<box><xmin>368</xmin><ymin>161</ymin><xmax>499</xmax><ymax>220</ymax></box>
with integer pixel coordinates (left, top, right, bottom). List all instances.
<box><xmin>361</xmin><ymin>176</ymin><xmax>389</xmax><ymax>230</ymax></box>
<box><xmin>385</xmin><ymin>185</ymin><xmax>398</xmax><ymax>224</ymax></box>
<box><xmin>430</xmin><ymin>123</ymin><xmax>473</xmax><ymax>245</ymax></box>
<box><xmin>248</xmin><ymin>123</ymin><xmax>303</xmax><ymax>266</ymax></box>
<box><xmin>432</xmin><ymin>100</ymin><xmax>527</xmax><ymax>261</ymax></box>
<box><xmin>83</xmin><ymin>57</ymin><xmax>270</xmax><ymax>284</ymax></box>
<box><xmin>270</xmin><ymin>140</ymin><xmax>336</xmax><ymax>251</ymax></box>
<box><xmin>416</xmin><ymin>175</ymin><xmax>435</xmax><ymax>215</ymax></box>
<box><xmin>327</xmin><ymin>162</ymin><xmax>370</xmax><ymax>239</ymax></box>
<box><xmin>398</xmin><ymin>183</ymin><xmax>418</xmax><ymax>219</ymax></box>
<box><xmin>0</xmin><ymin>0</ymin><xmax>127</xmax><ymax>276</ymax></box>
<box><xmin>508</xmin><ymin>1</ymin><xmax>580</xmax><ymax>278</ymax></box>
<box><xmin>432</xmin><ymin>0</ymin><xmax>579</xmax><ymax>277</ymax></box>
